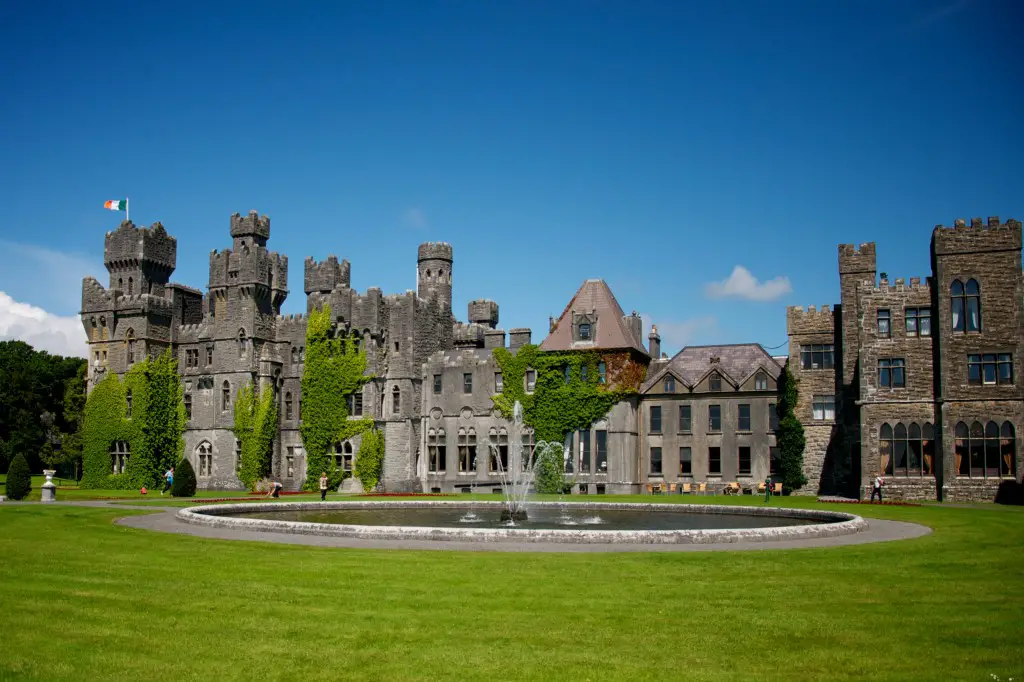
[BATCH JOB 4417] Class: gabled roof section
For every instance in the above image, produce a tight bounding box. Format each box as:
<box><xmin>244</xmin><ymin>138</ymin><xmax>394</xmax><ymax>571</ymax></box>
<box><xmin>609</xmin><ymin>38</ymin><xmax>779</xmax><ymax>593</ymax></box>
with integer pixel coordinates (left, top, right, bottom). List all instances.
<box><xmin>539</xmin><ymin>279</ymin><xmax>648</xmax><ymax>354</ymax></box>
<box><xmin>640</xmin><ymin>344</ymin><xmax>782</xmax><ymax>392</ymax></box>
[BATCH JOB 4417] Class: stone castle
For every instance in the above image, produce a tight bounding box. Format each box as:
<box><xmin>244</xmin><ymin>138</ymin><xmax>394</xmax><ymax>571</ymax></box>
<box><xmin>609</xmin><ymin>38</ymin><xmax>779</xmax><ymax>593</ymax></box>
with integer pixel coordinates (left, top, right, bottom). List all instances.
<box><xmin>80</xmin><ymin>211</ymin><xmax>1022</xmax><ymax>501</ymax></box>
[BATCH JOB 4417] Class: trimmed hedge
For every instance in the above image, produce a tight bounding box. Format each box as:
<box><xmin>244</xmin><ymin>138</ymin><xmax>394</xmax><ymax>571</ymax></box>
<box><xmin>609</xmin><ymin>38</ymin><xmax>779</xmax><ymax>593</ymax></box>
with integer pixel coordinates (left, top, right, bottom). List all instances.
<box><xmin>4</xmin><ymin>452</ymin><xmax>31</xmax><ymax>500</ymax></box>
<box><xmin>171</xmin><ymin>457</ymin><xmax>197</xmax><ymax>497</ymax></box>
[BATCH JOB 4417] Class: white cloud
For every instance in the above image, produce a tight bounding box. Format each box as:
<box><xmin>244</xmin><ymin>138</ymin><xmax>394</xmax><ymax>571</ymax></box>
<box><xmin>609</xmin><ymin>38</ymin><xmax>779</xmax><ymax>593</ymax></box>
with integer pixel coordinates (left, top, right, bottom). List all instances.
<box><xmin>639</xmin><ymin>313</ymin><xmax>718</xmax><ymax>355</ymax></box>
<box><xmin>0</xmin><ymin>291</ymin><xmax>87</xmax><ymax>358</ymax></box>
<box><xmin>404</xmin><ymin>208</ymin><xmax>427</xmax><ymax>229</ymax></box>
<box><xmin>704</xmin><ymin>266</ymin><xmax>792</xmax><ymax>302</ymax></box>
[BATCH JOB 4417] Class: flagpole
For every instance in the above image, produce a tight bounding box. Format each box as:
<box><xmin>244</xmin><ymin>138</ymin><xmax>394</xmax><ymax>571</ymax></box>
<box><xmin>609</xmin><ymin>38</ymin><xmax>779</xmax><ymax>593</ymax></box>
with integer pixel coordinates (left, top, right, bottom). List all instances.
<box><xmin>126</xmin><ymin>198</ymin><xmax>130</xmax><ymax>223</ymax></box>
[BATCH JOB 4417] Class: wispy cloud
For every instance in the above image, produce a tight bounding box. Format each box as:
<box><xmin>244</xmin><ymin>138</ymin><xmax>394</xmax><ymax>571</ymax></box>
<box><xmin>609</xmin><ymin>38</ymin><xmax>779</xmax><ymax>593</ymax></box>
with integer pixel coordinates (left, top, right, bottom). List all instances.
<box><xmin>0</xmin><ymin>240</ymin><xmax>101</xmax><ymax>312</ymax></box>
<box><xmin>640</xmin><ymin>313</ymin><xmax>718</xmax><ymax>356</ymax></box>
<box><xmin>704</xmin><ymin>266</ymin><xmax>792</xmax><ymax>302</ymax></box>
<box><xmin>404</xmin><ymin>208</ymin><xmax>427</xmax><ymax>229</ymax></box>
<box><xmin>0</xmin><ymin>291</ymin><xmax>87</xmax><ymax>358</ymax></box>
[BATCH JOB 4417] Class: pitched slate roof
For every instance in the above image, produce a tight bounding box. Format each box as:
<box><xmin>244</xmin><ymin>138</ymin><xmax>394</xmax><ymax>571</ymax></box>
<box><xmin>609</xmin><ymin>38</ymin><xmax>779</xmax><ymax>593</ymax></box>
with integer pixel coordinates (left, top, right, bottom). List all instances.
<box><xmin>641</xmin><ymin>344</ymin><xmax>783</xmax><ymax>392</ymax></box>
<box><xmin>539</xmin><ymin>279</ymin><xmax>647</xmax><ymax>354</ymax></box>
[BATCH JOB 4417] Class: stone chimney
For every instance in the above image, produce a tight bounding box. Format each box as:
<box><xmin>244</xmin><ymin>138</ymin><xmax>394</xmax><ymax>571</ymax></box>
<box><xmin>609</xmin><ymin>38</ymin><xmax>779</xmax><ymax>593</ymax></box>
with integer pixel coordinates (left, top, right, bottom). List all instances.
<box><xmin>509</xmin><ymin>328</ymin><xmax>532</xmax><ymax>351</ymax></box>
<box><xmin>648</xmin><ymin>324</ymin><xmax>661</xmax><ymax>358</ymax></box>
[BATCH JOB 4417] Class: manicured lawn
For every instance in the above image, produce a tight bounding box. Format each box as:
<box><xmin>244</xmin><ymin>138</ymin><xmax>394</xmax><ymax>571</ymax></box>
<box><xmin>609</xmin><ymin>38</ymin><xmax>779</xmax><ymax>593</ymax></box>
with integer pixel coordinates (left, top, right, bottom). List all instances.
<box><xmin>0</xmin><ymin>499</ymin><xmax>1021</xmax><ymax>681</ymax></box>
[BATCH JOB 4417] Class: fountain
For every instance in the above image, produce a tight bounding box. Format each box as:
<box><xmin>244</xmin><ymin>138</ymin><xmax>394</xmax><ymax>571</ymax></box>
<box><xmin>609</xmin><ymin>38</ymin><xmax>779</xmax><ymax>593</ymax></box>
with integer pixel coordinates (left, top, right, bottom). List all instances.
<box><xmin>490</xmin><ymin>401</ymin><xmax>535</xmax><ymax>523</ymax></box>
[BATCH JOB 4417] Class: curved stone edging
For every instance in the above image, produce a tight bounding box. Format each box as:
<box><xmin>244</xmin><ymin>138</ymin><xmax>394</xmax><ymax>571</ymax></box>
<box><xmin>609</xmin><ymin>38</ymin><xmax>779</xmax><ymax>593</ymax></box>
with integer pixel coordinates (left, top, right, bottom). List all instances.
<box><xmin>176</xmin><ymin>500</ymin><xmax>869</xmax><ymax>545</ymax></box>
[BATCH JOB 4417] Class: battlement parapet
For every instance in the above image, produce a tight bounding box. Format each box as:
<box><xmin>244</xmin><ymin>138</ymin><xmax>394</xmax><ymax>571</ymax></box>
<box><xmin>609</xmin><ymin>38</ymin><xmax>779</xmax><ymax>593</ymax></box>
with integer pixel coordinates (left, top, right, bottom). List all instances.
<box><xmin>859</xmin><ymin>276</ymin><xmax>932</xmax><ymax>296</ymax></box>
<box><xmin>467</xmin><ymin>299</ymin><xmax>499</xmax><ymax>327</ymax></box>
<box><xmin>787</xmin><ymin>304</ymin><xmax>836</xmax><ymax>335</ymax></box>
<box><xmin>838</xmin><ymin>242</ymin><xmax>877</xmax><ymax>274</ymax></box>
<box><xmin>81</xmin><ymin>277</ymin><xmax>113</xmax><ymax>312</ymax></box>
<box><xmin>453</xmin><ymin>322</ymin><xmax>485</xmax><ymax>348</ymax></box>
<box><xmin>304</xmin><ymin>255</ymin><xmax>351</xmax><ymax>294</ymax></box>
<box><xmin>104</xmin><ymin>220</ymin><xmax>177</xmax><ymax>271</ymax></box>
<box><xmin>229</xmin><ymin>210</ymin><xmax>270</xmax><ymax>241</ymax></box>
<box><xmin>417</xmin><ymin>242</ymin><xmax>453</xmax><ymax>262</ymax></box>
<box><xmin>931</xmin><ymin>216</ymin><xmax>1022</xmax><ymax>255</ymax></box>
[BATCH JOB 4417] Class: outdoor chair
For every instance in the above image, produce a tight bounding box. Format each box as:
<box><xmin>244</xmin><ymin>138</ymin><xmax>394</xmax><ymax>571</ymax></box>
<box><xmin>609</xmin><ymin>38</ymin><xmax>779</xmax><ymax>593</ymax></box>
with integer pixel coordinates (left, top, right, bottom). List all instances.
<box><xmin>697</xmin><ymin>482</ymin><xmax>708</xmax><ymax>496</ymax></box>
<box><xmin>774</xmin><ymin>482</ymin><xmax>783</xmax><ymax>495</ymax></box>
<box><xmin>680</xmin><ymin>483</ymin><xmax>692</xmax><ymax>494</ymax></box>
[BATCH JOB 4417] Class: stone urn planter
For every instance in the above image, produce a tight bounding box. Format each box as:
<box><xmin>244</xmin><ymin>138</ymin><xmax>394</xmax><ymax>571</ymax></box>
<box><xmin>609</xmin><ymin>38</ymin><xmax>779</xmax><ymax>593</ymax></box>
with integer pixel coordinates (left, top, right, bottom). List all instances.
<box><xmin>41</xmin><ymin>469</ymin><xmax>57</xmax><ymax>503</ymax></box>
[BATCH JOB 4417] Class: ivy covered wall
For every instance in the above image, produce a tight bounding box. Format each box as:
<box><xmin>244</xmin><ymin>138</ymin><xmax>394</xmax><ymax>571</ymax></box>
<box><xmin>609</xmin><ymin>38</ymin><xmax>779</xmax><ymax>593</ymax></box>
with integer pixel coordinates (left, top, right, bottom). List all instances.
<box><xmin>81</xmin><ymin>350</ymin><xmax>186</xmax><ymax>489</ymax></box>
<box><xmin>233</xmin><ymin>381</ymin><xmax>278</xmax><ymax>491</ymax></box>
<box><xmin>492</xmin><ymin>344</ymin><xmax>645</xmax><ymax>442</ymax></box>
<box><xmin>299</xmin><ymin>304</ymin><xmax>375</xmax><ymax>490</ymax></box>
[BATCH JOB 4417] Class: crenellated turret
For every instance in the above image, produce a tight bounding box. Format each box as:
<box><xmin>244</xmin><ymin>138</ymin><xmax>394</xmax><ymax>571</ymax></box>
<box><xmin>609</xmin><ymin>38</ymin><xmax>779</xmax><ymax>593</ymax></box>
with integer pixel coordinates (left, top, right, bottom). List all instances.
<box><xmin>417</xmin><ymin>242</ymin><xmax>452</xmax><ymax>309</ymax></box>
<box><xmin>103</xmin><ymin>220</ymin><xmax>177</xmax><ymax>298</ymax></box>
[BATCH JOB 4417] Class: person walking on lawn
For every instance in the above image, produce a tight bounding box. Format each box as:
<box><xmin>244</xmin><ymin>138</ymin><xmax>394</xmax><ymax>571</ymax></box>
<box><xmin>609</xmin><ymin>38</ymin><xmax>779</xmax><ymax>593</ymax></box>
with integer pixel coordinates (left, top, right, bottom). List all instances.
<box><xmin>319</xmin><ymin>471</ymin><xmax>329</xmax><ymax>501</ymax></box>
<box><xmin>161</xmin><ymin>467</ymin><xmax>174</xmax><ymax>495</ymax></box>
<box><xmin>764</xmin><ymin>475</ymin><xmax>772</xmax><ymax>503</ymax></box>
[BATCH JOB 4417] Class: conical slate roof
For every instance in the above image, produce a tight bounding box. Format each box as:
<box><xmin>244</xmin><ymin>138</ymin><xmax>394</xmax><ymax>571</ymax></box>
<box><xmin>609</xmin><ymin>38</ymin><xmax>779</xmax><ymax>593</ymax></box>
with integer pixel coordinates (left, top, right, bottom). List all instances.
<box><xmin>539</xmin><ymin>279</ymin><xmax>647</xmax><ymax>354</ymax></box>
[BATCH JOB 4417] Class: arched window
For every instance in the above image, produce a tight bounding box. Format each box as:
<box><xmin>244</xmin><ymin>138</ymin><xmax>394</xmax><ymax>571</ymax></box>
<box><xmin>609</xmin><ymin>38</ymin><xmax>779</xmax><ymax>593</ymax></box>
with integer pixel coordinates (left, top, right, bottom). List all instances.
<box><xmin>879</xmin><ymin>423</ymin><xmax>893</xmax><ymax>474</ymax></box>
<box><xmin>110</xmin><ymin>440</ymin><xmax>130</xmax><ymax>474</ymax></box>
<box><xmin>237</xmin><ymin>329</ymin><xmax>247</xmax><ymax>359</ymax></box>
<box><xmin>428</xmin><ymin>428</ymin><xmax>447</xmax><ymax>473</ymax></box>
<box><xmin>956</xmin><ymin>421</ymin><xmax>998</xmax><ymax>478</ymax></box>
<box><xmin>458</xmin><ymin>428</ymin><xmax>477</xmax><ymax>473</ymax></box>
<box><xmin>426</xmin><ymin>269</ymin><xmax>432</xmax><ymax>279</ymax></box>
<box><xmin>184</xmin><ymin>394</ymin><xmax>192</xmax><ymax>421</ymax></box>
<box><xmin>489</xmin><ymin>428</ymin><xmax>499</xmax><ymax>472</ymax></box>
<box><xmin>127</xmin><ymin>277</ymin><xmax>134</xmax><ymax>296</ymax></box>
<box><xmin>755</xmin><ymin>372</ymin><xmax>768</xmax><ymax>391</ymax></box>
<box><xmin>125</xmin><ymin>389</ymin><xmax>133</xmax><ymax>418</ymax></box>
<box><xmin>391</xmin><ymin>385</ymin><xmax>400</xmax><ymax>414</ymax></box>
<box><xmin>291</xmin><ymin>347</ymin><xmax>298</xmax><ymax>364</ymax></box>
<box><xmin>1000</xmin><ymin>422</ymin><xmax>1017</xmax><ymax>479</ymax></box>
<box><xmin>498</xmin><ymin>427</ymin><xmax>509</xmax><ymax>471</ymax></box>
<box><xmin>196</xmin><ymin>441</ymin><xmax>213</xmax><ymax>477</ymax></box>
<box><xmin>125</xmin><ymin>328</ymin><xmax>136</xmax><ymax>365</ymax></box>
<box><xmin>118</xmin><ymin>277</ymin><xmax>123</xmax><ymax>291</ymax></box>
<box><xmin>951</xmin><ymin>279</ymin><xmax>981</xmax><ymax>332</ymax></box>
<box><xmin>222</xmin><ymin>381</ymin><xmax>231</xmax><ymax>412</ymax></box>
<box><xmin>285</xmin><ymin>392</ymin><xmax>293</xmax><ymax>420</ymax></box>
<box><xmin>343</xmin><ymin>441</ymin><xmax>353</xmax><ymax>472</ymax></box>
<box><xmin>881</xmin><ymin>422</ymin><xmax>933</xmax><ymax>476</ymax></box>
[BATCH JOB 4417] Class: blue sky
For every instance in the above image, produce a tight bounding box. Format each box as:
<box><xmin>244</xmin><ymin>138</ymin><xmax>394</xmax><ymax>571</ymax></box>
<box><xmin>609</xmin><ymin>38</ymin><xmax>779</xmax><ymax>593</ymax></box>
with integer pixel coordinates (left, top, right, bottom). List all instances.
<box><xmin>0</xmin><ymin>0</ymin><xmax>1021</xmax><ymax>358</ymax></box>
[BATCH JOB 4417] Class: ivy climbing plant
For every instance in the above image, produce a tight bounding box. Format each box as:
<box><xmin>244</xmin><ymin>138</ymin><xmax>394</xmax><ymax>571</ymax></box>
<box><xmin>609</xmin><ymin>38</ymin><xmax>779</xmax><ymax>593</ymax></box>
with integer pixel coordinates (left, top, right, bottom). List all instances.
<box><xmin>354</xmin><ymin>428</ymin><xmax>385</xmax><ymax>492</ymax></box>
<box><xmin>300</xmin><ymin>304</ymin><xmax>375</xmax><ymax>490</ymax></box>
<box><xmin>776</xmin><ymin>366</ymin><xmax>808</xmax><ymax>493</ymax></box>
<box><xmin>81</xmin><ymin>349</ymin><xmax>185</xmax><ymax>489</ymax></box>
<box><xmin>233</xmin><ymin>381</ymin><xmax>278</xmax><ymax>491</ymax></box>
<box><xmin>491</xmin><ymin>344</ymin><xmax>643</xmax><ymax>443</ymax></box>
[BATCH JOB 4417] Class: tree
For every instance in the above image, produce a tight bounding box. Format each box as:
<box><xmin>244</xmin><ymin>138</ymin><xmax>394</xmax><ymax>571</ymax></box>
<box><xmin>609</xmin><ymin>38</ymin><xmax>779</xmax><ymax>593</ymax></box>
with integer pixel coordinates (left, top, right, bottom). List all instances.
<box><xmin>533</xmin><ymin>441</ymin><xmax>567</xmax><ymax>495</ymax></box>
<box><xmin>171</xmin><ymin>457</ymin><xmax>197</xmax><ymax>497</ymax></box>
<box><xmin>60</xmin><ymin>363</ymin><xmax>88</xmax><ymax>479</ymax></box>
<box><xmin>776</xmin><ymin>367</ymin><xmax>808</xmax><ymax>493</ymax></box>
<box><xmin>233</xmin><ymin>381</ymin><xmax>277</xmax><ymax>491</ymax></box>
<box><xmin>354</xmin><ymin>429</ymin><xmax>385</xmax><ymax>492</ymax></box>
<box><xmin>4</xmin><ymin>452</ymin><xmax>31</xmax><ymax>500</ymax></box>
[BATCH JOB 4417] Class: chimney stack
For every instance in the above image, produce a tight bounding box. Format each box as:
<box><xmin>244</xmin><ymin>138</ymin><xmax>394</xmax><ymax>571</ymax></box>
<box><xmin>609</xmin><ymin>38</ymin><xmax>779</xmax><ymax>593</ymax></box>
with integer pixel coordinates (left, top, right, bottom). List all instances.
<box><xmin>648</xmin><ymin>324</ymin><xmax>661</xmax><ymax>358</ymax></box>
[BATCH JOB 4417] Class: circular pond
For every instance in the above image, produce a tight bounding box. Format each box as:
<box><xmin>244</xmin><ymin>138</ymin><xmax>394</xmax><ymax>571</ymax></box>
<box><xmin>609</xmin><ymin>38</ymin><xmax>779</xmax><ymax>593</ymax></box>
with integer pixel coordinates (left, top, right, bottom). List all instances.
<box><xmin>178</xmin><ymin>500</ymin><xmax>868</xmax><ymax>545</ymax></box>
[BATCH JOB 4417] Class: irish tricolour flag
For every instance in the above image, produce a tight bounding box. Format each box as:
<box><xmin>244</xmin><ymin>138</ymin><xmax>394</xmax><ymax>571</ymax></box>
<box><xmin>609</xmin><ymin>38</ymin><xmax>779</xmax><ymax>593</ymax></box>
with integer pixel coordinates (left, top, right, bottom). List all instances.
<box><xmin>103</xmin><ymin>199</ymin><xmax>127</xmax><ymax>211</ymax></box>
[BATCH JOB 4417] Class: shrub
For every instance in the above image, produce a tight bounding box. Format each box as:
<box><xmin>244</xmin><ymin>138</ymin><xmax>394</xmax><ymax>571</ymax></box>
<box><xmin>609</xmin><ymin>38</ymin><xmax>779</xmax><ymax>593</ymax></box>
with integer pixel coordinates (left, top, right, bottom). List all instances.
<box><xmin>776</xmin><ymin>367</ymin><xmax>808</xmax><ymax>494</ymax></box>
<box><xmin>171</xmin><ymin>457</ymin><xmax>197</xmax><ymax>497</ymax></box>
<box><xmin>4</xmin><ymin>452</ymin><xmax>31</xmax><ymax>500</ymax></box>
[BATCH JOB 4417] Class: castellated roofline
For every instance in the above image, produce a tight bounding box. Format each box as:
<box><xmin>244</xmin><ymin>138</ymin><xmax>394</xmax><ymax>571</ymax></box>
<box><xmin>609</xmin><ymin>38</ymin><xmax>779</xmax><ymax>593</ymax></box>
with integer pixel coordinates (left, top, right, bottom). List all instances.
<box><xmin>931</xmin><ymin>216</ymin><xmax>1022</xmax><ymax>254</ymax></box>
<box><xmin>858</xmin><ymin>275</ymin><xmax>932</xmax><ymax>294</ymax></box>
<box><xmin>418</xmin><ymin>242</ymin><xmax>453</xmax><ymax>261</ymax></box>
<box><xmin>229</xmin><ymin>210</ymin><xmax>270</xmax><ymax>240</ymax></box>
<box><xmin>933</xmin><ymin>216</ymin><xmax>1020</xmax><ymax>232</ymax></box>
<box><xmin>104</xmin><ymin>220</ymin><xmax>177</xmax><ymax>271</ymax></box>
<box><xmin>786</xmin><ymin>304</ymin><xmax>836</xmax><ymax>335</ymax></box>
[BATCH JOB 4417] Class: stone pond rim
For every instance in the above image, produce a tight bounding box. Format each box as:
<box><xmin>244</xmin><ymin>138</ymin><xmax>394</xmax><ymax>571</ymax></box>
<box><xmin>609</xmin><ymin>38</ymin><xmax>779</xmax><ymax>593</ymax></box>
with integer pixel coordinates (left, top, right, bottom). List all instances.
<box><xmin>176</xmin><ymin>500</ymin><xmax>870</xmax><ymax>545</ymax></box>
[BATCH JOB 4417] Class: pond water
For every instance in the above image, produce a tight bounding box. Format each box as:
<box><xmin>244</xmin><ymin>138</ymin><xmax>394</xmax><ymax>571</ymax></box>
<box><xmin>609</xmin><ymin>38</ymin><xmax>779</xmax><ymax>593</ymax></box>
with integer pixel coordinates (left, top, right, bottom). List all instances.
<box><xmin>228</xmin><ymin>505</ymin><xmax>823</xmax><ymax>531</ymax></box>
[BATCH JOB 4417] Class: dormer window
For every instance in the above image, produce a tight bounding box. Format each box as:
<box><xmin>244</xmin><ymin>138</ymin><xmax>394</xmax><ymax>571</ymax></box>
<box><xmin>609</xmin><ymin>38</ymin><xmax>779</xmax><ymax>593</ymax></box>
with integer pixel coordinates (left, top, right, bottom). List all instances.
<box><xmin>754</xmin><ymin>372</ymin><xmax>768</xmax><ymax>391</ymax></box>
<box><xmin>664</xmin><ymin>376</ymin><xmax>675</xmax><ymax>393</ymax></box>
<box><xmin>579</xmin><ymin>323</ymin><xmax>591</xmax><ymax>340</ymax></box>
<box><xmin>709</xmin><ymin>372</ymin><xmax>722</xmax><ymax>392</ymax></box>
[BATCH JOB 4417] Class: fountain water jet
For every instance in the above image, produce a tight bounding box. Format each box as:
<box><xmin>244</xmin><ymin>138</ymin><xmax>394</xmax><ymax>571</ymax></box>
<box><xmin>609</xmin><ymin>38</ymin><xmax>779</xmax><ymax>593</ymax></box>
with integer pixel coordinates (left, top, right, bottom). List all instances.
<box><xmin>490</xmin><ymin>401</ymin><xmax>534</xmax><ymax>523</ymax></box>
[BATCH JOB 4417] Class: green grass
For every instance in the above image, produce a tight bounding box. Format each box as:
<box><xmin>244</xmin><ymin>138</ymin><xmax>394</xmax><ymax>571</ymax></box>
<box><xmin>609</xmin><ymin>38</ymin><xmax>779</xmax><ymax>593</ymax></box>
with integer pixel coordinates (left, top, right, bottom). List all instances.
<box><xmin>0</xmin><ymin>499</ymin><xmax>1022</xmax><ymax>680</ymax></box>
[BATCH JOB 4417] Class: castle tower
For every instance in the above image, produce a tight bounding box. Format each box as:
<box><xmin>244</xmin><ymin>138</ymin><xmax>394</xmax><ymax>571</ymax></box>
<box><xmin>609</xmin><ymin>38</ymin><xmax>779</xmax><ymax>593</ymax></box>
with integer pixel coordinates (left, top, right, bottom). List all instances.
<box><xmin>104</xmin><ymin>220</ymin><xmax>177</xmax><ymax>298</ymax></box>
<box><xmin>417</xmin><ymin>242</ymin><xmax>453</xmax><ymax>309</ymax></box>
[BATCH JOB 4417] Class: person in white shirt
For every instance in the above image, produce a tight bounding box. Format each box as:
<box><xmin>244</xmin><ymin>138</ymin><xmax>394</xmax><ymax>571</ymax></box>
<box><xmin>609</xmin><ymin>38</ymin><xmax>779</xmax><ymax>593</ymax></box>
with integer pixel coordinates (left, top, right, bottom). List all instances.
<box><xmin>871</xmin><ymin>474</ymin><xmax>884</xmax><ymax>502</ymax></box>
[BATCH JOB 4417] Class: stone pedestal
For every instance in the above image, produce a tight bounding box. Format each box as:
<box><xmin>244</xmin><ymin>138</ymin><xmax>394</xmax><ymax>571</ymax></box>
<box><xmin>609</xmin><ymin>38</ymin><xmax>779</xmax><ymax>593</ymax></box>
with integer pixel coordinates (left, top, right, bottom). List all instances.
<box><xmin>41</xmin><ymin>469</ymin><xmax>56</xmax><ymax>503</ymax></box>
